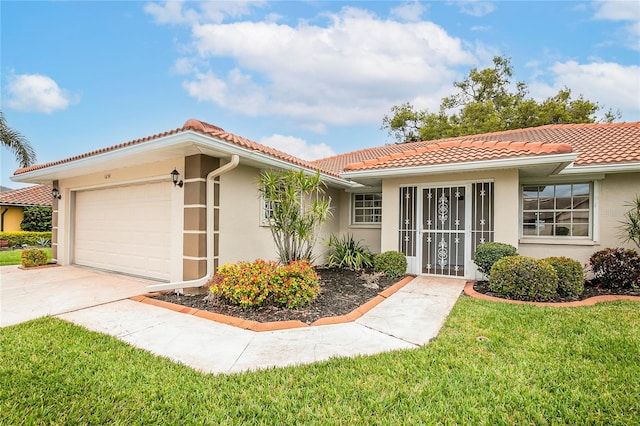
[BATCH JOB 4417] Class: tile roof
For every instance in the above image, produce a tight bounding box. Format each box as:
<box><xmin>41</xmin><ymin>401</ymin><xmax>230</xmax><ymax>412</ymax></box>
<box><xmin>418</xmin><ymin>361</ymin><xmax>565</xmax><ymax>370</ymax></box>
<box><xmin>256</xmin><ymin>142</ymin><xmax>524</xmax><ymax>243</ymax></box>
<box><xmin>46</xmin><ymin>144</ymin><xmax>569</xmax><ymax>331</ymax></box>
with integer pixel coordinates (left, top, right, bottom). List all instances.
<box><xmin>0</xmin><ymin>185</ymin><xmax>53</xmax><ymax>207</ymax></box>
<box><xmin>14</xmin><ymin>119</ymin><xmax>339</xmax><ymax>177</ymax></box>
<box><xmin>312</xmin><ymin>122</ymin><xmax>640</xmax><ymax>173</ymax></box>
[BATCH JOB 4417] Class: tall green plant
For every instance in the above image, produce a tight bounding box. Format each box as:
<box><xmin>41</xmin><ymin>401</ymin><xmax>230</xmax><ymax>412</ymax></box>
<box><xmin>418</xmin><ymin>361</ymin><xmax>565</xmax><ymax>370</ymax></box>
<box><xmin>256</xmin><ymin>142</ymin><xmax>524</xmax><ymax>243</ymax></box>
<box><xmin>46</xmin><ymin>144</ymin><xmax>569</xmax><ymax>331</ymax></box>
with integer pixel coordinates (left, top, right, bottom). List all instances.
<box><xmin>20</xmin><ymin>206</ymin><xmax>52</xmax><ymax>232</ymax></box>
<box><xmin>258</xmin><ymin>169</ymin><xmax>331</xmax><ymax>264</ymax></box>
<box><xmin>620</xmin><ymin>195</ymin><xmax>640</xmax><ymax>249</ymax></box>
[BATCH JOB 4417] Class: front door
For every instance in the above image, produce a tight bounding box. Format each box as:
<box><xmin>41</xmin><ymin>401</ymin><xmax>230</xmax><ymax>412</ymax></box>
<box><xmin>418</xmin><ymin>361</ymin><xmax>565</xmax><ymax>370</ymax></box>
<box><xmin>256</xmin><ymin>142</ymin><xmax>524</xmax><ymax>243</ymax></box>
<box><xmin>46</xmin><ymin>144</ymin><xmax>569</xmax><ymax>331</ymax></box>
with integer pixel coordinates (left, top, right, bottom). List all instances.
<box><xmin>420</xmin><ymin>186</ymin><xmax>469</xmax><ymax>277</ymax></box>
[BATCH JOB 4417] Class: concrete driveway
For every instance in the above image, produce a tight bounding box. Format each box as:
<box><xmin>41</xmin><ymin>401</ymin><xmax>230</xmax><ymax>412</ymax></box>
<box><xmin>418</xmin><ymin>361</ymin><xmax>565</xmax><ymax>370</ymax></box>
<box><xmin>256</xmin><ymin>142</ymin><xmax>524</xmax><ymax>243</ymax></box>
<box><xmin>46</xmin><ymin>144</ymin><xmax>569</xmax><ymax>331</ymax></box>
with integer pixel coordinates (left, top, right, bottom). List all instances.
<box><xmin>0</xmin><ymin>265</ymin><xmax>154</xmax><ymax>327</ymax></box>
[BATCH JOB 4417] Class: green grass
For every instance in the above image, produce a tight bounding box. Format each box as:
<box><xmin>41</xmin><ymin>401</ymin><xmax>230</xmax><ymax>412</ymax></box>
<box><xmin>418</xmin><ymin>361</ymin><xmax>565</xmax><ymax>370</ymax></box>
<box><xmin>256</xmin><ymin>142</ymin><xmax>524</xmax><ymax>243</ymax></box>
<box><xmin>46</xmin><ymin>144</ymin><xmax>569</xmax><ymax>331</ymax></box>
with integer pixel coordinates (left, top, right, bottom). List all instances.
<box><xmin>0</xmin><ymin>248</ymin><xmax>52</xmax><ymax>266</ymax></box>
<box><xmin>1</xmin><ymin>297</ymin><xmax>638</xmax><ymax>425</ymax></box>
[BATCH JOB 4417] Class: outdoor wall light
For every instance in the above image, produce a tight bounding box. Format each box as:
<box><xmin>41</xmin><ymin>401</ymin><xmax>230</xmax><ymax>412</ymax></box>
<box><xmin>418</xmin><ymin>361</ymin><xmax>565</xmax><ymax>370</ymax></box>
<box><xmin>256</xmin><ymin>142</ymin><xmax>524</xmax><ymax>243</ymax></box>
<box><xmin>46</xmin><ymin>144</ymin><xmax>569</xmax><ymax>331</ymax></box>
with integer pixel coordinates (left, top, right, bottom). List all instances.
<box><xmin>171</xmin><ymin>168</ymin><xmax>183</xmax><ymax>187</ymax></box>
<box><xmin>52</xmin><ymin>187</ymin><xmax>61</xmax><ymax>200</ymax></box>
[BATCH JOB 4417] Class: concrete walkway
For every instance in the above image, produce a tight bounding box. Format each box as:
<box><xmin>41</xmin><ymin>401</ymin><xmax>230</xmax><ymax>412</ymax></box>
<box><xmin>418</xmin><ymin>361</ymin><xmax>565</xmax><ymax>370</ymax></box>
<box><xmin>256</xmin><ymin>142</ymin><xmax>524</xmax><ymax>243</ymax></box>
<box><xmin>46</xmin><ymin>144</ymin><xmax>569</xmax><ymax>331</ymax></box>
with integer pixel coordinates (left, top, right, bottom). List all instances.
<box><xmin>1</xmin><ymin>265</ymin><xmax>465</xmax><ymax>375</ymax></box>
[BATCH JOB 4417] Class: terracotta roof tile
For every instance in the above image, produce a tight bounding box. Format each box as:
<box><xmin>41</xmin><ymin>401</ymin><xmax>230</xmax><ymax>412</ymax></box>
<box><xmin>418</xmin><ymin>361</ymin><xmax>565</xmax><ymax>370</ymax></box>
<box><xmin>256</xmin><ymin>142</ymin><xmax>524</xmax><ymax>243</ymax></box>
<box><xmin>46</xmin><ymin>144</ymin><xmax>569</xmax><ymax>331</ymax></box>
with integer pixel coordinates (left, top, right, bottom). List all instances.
<box><xmin>15</xmin><ymin>119</ymin><xmax>339</xmax><ymax>178</ymax></box>
<box><xmin>312</xmin><ymin>122</ymin><xmax>640</xmax><ymax>173</ymax></box>
<box><xmin>0</xmin><ymin>185</ymin><xmax>53</xmax><ymax>207</ymax></box>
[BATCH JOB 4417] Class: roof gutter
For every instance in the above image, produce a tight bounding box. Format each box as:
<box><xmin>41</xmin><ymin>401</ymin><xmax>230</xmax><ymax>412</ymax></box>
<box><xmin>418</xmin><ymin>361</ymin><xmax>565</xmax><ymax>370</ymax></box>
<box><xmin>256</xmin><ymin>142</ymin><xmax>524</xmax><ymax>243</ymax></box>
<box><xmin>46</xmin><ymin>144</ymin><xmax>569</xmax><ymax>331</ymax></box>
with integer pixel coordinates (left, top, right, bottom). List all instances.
<box><xmin>145</xmin><ymin>154</ymin><xmax>240</xmax><ymax>292</ymax></box>
<box><xmin>340</xmin><ymin>153</ymin><xmax>579</xmax><ymax>179</ymax></box>
<box><xmin>559</xmin><ymin>162</ymin><xmax>640</xmax><ymax>175</ymax></box>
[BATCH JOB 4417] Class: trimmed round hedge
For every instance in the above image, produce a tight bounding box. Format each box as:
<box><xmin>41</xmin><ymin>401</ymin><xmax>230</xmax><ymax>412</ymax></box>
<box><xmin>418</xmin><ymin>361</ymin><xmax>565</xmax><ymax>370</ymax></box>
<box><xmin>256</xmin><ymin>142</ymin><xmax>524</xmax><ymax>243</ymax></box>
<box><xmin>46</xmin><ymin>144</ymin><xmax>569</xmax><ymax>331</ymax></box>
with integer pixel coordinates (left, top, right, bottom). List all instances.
<box><xmin>374</xmin><ymin>251</ymin><xmax>407</xmax><ymax>278</ymax></box>
<box><xmin>545</xmin><ymin>256</ymin><xmax>584</xmax><ymax>297</ymax></box>
<box><xmin>473</xmin><ymin>242</ymin><xmax>518</xmax><ymax>276</ymax></box>
<box><xmin>489</xmin><ymin>255</ymin><xmax>558</xmax><ymax>302</ymax></box>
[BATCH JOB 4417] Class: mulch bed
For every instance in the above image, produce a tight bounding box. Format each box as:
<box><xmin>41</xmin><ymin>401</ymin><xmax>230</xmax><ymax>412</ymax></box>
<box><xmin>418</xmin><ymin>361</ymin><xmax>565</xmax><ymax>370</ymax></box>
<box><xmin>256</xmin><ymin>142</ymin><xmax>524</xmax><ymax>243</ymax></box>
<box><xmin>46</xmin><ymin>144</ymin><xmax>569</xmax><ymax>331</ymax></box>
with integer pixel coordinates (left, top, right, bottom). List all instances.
<box><xmin>473</xmin><ymin>280</ymin><xmax>640</xmax><ymax>303</ymax></box>
<box><xmin>151</xmin><ymin>268</ymin><xmax>401</xmax><ymax>325</ymax></box>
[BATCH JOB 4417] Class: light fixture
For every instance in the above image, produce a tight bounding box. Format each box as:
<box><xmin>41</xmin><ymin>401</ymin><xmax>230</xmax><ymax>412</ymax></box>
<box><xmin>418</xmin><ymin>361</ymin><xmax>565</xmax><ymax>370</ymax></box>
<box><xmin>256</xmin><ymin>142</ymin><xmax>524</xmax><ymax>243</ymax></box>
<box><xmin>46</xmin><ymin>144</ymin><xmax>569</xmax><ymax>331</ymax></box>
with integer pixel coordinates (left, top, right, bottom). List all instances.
<box><xmin>52</xmin><ymin>187</ymin><xmax>61</xmax><ymax>200</ymax></box>
<box><xmin>171</xmin><ymin>168</ymin><xmax>183</xmax><ymax>187</ymax></box>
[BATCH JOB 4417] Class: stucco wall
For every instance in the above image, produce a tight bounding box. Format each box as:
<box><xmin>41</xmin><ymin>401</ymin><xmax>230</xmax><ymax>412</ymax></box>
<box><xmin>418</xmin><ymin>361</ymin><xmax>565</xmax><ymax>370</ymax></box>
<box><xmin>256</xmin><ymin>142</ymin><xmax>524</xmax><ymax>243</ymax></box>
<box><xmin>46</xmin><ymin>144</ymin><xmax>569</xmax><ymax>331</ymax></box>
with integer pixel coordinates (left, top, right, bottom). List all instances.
<box><xmin>380</xmin><ymin>169</ymin><xmax>520</xmax><ymax>253</ymax></box>
<box><xmin>218</xmin><ymin>165</ymin><xmax>342</xmax><ymax>266</ymax></box>
<box><xmin>519</xmin><ymin>171</ymin><xmax>640</xmax><ymax>265</ymax></box>
<box><xmin>334</xmin><ymin>190</ymin><xmax>382</xmax><ymax>254</ymax></box>
<box><xmin>1</xmin><ymin>207</ymin><xmax>24</xmax><ymax>231</ymax></box>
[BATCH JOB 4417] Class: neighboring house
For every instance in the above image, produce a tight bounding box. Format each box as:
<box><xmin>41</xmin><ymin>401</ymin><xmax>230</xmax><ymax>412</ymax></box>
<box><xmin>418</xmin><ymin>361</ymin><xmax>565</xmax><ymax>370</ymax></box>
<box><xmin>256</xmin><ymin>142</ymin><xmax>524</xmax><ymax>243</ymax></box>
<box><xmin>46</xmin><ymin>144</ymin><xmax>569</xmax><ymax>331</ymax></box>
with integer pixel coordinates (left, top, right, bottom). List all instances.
<box><xmin>11</xmin><ymin>120</ymin><xmax>640</xmax><ymax>286</ymax></box>
<box><xmin>0</xmin><ymin>185</ymin><xmax>53</xmax><ymax>232</ymax></box>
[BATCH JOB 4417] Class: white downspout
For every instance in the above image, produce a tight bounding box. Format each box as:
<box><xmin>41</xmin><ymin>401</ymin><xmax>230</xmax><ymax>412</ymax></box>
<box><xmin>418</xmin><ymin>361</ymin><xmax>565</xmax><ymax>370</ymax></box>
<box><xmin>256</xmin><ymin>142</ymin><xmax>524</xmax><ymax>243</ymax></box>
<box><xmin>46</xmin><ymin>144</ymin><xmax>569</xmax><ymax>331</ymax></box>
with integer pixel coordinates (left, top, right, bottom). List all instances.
<box><xmin>146</xmin><ymin>154</ymin><xmax>240</xmax><ymax>291</ymax></box>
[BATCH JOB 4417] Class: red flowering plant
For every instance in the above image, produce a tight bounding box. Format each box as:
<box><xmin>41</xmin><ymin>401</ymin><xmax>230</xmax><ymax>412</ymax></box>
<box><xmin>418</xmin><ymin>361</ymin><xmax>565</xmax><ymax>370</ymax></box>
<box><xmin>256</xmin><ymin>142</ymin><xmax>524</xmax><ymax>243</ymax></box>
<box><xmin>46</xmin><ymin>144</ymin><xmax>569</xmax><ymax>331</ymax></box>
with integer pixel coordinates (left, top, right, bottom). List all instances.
<box><xmin>209</xmin><ymin>259</ymin><xmax>321</xmax><ymax>309</ymax></box>
<box><xmin>271</xmin><ymin>260</ymin><xmax>321</xmax><ymax>308</ymax></box>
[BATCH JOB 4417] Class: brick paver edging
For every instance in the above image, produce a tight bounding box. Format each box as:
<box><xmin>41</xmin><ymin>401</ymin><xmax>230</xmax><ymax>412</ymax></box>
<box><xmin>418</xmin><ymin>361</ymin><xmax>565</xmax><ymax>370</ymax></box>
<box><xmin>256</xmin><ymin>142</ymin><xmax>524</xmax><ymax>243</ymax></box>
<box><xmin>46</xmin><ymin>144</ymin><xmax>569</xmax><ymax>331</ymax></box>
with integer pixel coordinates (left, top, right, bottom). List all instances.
<box><xmin>131</xmin><ymin>275</ymin><xmax>415</xmax><ymax>332</ymax></box>
<box><xmin>464</xmin><ymin>281</ymin><xmax>640</xmax><ymax>307</ymax></box>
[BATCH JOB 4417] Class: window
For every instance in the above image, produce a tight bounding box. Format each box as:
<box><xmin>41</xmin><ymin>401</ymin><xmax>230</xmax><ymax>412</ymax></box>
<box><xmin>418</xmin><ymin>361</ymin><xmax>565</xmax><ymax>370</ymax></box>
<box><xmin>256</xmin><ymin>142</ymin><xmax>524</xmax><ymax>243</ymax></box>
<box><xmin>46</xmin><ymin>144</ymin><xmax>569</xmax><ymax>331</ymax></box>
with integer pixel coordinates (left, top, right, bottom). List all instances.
<box><xmin>261</xmin><ymin>197</ymin><xmax>276</xmax><ymax>225</ymax></box>
<box><xmin>522</xmin><ymin>183</ymin><xmax>591</xmax><ymax>237</ymax></box>
<box><xmin>352</xmin><ymin>193</ymin><xmax>382</xmax><ymax>224</ymax></box>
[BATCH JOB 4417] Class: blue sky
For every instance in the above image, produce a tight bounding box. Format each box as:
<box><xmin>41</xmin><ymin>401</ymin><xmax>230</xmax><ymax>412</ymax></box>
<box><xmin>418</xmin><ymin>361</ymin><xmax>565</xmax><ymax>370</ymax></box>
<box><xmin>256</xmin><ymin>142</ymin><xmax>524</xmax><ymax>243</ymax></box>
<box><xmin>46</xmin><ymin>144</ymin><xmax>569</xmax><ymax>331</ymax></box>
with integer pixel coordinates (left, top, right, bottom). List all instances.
<box><xmin>2</xmin><ymin>1</ymin><xmax>639</xmax><ymax>189</ymax></box>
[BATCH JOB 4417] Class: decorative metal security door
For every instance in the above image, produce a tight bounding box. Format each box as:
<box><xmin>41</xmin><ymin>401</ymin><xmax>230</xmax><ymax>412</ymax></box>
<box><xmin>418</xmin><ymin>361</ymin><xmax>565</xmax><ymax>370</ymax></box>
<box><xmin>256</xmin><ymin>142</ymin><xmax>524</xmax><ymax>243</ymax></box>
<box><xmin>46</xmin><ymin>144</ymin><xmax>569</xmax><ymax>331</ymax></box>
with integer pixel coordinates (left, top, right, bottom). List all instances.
<box><xmin>421</xmin><ymin>186</ymin><xmax>468</xmax><ymax>277</ymax></box>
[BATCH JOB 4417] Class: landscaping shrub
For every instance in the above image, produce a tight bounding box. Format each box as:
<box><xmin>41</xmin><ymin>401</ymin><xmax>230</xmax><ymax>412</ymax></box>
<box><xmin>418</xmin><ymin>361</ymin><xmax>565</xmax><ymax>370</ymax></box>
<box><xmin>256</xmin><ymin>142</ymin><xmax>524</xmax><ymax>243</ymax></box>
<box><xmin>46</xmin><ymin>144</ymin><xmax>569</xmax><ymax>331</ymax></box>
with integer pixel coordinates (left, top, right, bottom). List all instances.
<box><xmin>589</xmin><ymin>248</ymin><xmax>640</xmax><ymax>289</ymax></box>
<box><xmin>473</xmin><ymin>242</ymin><xmax>518</xmax><ymax>276</ymax></box>
<box><xmin>271</xmin><ymin>260</ymin><xmax>321</xmax><ymax>308</ymax></box>
<box><xmin>20</xmin><ymin>206</ymin><xmax>52</xmax><ymax>232</ymax></box>
<box><xmin>489</xmin><ymin>256</ymin><xmax>558</xmax><ymax>301</ymax></box>
<box><xmin>210</xmin><ymin>259</ymin><xmax>320</xmax><ymax>309</ymax></box>
<box><xmin>374</xmin><ymin>251</ymin><xmax>407</xmax><ymax>278</ymax></box>
<box><xmin>326</xmin><ymin>234</ymin><xmax>373</xmax><ymax>270</ymax></box>
<box><xmin>0</xmin><ymin>231</ymin><xmax>52</xmax><ymax>247</ymax></box>
<box><xmin>20</xmin><ymin>249</ymin><xmax>48</xmax><ymax>267</ymax></box>
<box><xmin>545</xmin><ymin>256</ymin><xmax>584</xmax><ymax>297</ymax></box>
<box><xmin>210</xmin><ymin>260</ymin><xmax>276</xmax><ymax>308</ymax></box>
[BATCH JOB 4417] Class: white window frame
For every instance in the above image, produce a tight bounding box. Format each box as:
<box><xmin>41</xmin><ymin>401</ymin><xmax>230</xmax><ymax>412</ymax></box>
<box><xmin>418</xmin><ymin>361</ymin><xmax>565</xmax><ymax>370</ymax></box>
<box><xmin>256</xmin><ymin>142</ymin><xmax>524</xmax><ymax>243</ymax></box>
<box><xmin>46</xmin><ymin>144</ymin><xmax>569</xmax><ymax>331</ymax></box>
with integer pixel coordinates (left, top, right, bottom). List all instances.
<box><xmin>351</xmin><ymin>193</ymin><xmax>382</xmax><ymax>225</ymax></box>
<box><xmin>520</xmin><ymin>181</ymin><xmax>594</xmax><ymax>240</ymax></box>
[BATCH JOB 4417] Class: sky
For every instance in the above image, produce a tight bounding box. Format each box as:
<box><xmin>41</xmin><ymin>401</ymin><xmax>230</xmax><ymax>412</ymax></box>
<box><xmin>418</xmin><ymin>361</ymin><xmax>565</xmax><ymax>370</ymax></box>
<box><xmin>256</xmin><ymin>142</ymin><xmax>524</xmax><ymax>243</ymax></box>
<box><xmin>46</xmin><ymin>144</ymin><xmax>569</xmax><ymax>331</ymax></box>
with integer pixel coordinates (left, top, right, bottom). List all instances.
<box><xmin>2</xmin><ymin>0</ymin><xmax>639</xmax><ymax>189</ymax></box>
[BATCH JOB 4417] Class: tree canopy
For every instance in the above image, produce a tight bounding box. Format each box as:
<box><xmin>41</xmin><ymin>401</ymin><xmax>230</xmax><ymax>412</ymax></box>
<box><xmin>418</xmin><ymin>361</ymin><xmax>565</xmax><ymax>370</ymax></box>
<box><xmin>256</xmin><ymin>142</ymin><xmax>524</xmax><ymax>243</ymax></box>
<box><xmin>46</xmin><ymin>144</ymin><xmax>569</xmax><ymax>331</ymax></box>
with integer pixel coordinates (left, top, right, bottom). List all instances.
<box><xmin>382</xmin><ymin>56</ymin><xmax>621</xmax><ymax>143</ymax></box>
<box><xmin>0</xmin><ymin>111</ymin><xmax>36</xmax><ymax>168</ymax></box>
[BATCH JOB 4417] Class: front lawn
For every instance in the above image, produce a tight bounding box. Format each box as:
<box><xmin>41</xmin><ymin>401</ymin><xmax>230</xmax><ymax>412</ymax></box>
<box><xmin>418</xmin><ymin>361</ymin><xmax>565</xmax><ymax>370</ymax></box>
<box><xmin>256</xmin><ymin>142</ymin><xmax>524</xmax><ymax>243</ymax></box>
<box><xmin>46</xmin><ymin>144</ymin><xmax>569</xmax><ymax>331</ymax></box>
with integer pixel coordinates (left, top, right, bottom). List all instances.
<box><xmin>0</xmin><ymin>248</ymin><xmax>52</xmax><ymax>266</ymax></box>
<box><xmin>1</xmin><ymin>297</ymin><xmax>638</xmax><ymax>424</ymax></box>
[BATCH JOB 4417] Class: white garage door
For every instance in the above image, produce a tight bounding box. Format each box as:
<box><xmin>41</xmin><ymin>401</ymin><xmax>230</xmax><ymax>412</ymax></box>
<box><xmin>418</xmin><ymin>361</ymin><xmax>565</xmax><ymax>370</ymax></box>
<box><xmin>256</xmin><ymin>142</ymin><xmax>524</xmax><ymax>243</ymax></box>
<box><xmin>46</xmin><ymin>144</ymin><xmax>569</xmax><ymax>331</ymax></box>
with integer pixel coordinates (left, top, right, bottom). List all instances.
<box><xmin>74</xmin><ymin>181</ymin><xmax>172</xmax><ymax>281</ymax></box>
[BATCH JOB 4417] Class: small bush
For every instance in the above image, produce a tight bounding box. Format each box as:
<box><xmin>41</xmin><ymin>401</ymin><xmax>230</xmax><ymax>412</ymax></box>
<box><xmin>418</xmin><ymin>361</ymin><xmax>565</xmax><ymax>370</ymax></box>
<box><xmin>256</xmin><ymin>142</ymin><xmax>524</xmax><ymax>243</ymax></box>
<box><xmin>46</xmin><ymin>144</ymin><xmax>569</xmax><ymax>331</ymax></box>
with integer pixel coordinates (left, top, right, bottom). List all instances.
<box><xmin>473</xmin><ymin>242</ymin><xmax>518</xmax><ymax>276</ymax></box>
<box><xmin>545</xmin><ymin>256</ymin><xmax>584</xmax><ymax>297</ymax></box>
<box><xmin>489</xmin><ymin>256</ymin><xmax>558</xmax><ymax>301</ymax></box>
<box><xmin>21</xmin><ymin>249</ymin><xmax>48</xmax><ymax>267</ymax></box>
<box><xmin>374</xmin><ymin>251</ymin><xmax>407</xmax><ymax>278</ymax></box>
<box><xmin>209</xmin><ymin>259</ymin><xmax>320</xmax><ymax>309</ymax></box>
<box><xmin>589</xmin><ymin>248</ymin><xmax>640</xmax><ymax>289</ymax></box>
<box><xmin>326</xmin><ymin>234</ymin><xmax>373</xmax><ymax>270</ymax></box>
<box><xmin>210</xmin><ymin>260</ymin><xmax>276</xmax><ymax>308</ymax></box>
<box><xmin>271</xmin><ymin>260</ymin><xmax>320</xmax><ymax>308</ymax></box>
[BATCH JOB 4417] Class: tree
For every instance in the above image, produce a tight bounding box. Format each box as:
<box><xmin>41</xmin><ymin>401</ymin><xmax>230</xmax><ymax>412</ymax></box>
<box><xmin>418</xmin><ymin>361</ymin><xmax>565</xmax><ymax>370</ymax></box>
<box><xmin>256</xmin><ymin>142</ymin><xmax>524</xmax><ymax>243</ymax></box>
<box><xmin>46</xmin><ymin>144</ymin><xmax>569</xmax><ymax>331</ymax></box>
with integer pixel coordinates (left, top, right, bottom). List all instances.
<box><xmin>20</xmin><ymin>206</ymin><xmax>52</xmax><ymax>232</ymax></box>
<box><xmin>258</xmin><ymin>169</ymin><xmax>332</xmax><ymax>264</ymax></box>
<box><xmin>382</xmin><ymin>56</ymin><xmax>620</xmax><ymax>143</ymax></box>
<box><xmin>0</xmin><ymin>111</ymin><xmax>36</xmax><ymax>167</ymax></box>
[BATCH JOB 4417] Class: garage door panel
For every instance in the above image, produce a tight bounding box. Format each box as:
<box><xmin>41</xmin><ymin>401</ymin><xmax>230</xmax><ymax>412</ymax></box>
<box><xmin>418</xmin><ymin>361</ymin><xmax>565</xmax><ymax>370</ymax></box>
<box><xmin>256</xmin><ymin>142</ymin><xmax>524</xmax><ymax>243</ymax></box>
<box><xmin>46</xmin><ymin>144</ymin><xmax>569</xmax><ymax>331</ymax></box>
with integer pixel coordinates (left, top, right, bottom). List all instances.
<box><xmin>74</xmin><ymin>182</ymin><xmax>172</xmax><ymax>281</ymax></box>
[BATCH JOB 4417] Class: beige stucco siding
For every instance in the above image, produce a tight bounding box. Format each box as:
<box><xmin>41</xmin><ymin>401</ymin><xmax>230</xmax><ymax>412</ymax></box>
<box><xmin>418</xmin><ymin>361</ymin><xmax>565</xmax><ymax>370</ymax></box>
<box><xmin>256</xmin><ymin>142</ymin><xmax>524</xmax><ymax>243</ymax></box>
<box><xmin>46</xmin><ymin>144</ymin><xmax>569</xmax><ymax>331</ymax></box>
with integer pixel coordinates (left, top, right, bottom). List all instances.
<box><xmin>519</xmin><ymin>171</ymin><xmax>640</xmax><ymax>265</ymax></box>
<box><xmin>334</xmin><ymin>191</ymin><xmax>382</xmax><ymax>254</ymax></box>
<box><xmin>380</xmin><ymin>169</ymin><xmax>519</xmax><ymax>253</ymax></box>
<box><xmin>218</xmin><ymin>165</ymin><xmax>341</xmax><ymax>266</ymax></box>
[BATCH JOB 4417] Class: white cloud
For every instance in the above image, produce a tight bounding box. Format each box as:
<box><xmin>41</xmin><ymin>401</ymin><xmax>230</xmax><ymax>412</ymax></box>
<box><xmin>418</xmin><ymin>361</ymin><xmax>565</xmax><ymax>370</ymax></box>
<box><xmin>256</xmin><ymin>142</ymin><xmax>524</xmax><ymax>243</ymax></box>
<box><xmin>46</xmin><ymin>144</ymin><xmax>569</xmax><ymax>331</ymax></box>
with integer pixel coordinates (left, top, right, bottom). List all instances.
<box><xmin>259</xmin><ymin>134</ymin><xmax>336</xmax><ymax>160</ymax></box>
<box><xmin>528</xmin><ymin>60</ymin><xmax>640</xmax><ymax>121</ymax></box>
<box><xmin>175</xmin><ymin>6</ymin><xmax>474</xmax><ymax>130</ymax></box>
<box><xmin>4</xmin><ymin>73</ymin><xmax>79</xmax><ymax>114</ymax></box>
<box><xmin>452</xmin><ymin>1</ymin><xmax>495</xmax><ymax>17</ymax></box>
<box><xmin>145</xmin><ymin>1</ymin><xmax>262</xmax><ymax>25</ymax></box>
<box><xmin>593</xmin><ymin>0</ymin><xmax>640</xmax><ymax>50</ymax></box>
<box><xmin>390</xmin><ymin>2</ymin><xmax>427</xmax><ymax>22</ymax></box>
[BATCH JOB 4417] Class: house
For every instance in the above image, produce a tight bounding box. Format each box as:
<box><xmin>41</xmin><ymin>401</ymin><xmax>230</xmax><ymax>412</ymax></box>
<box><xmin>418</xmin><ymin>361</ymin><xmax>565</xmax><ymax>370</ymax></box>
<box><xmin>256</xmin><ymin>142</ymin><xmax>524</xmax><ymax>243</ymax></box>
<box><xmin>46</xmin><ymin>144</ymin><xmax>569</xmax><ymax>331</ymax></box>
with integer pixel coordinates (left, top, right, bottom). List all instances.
<box><xmin>11</xmin><ymin>120</ymin><xmax>640</xmax><ymax>288</ymax></box>
<box><xmin>0</xmin><ymin>184</ymin><xmax>53</xmax><ymax>232</ymax></box>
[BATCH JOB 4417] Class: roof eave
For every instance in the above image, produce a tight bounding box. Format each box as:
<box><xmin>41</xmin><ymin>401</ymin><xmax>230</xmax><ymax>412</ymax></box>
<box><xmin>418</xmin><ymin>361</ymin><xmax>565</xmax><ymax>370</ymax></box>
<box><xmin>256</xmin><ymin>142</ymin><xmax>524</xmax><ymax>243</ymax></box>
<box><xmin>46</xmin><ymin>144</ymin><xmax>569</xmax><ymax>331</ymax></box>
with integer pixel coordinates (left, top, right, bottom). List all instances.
<box><xmin>11</xmin><ymin>130</ymin><xmax>358</xmax><ymax>189</ymax></box>
<box><xmin>559</xmin><ymin>162</ymin><xmax>640</xmax><ymax>175</ymax></box>
<box><xmin>340</xmin><ymin>153</ymin><xmax>579</xmax><ymax>180</ymax></box>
